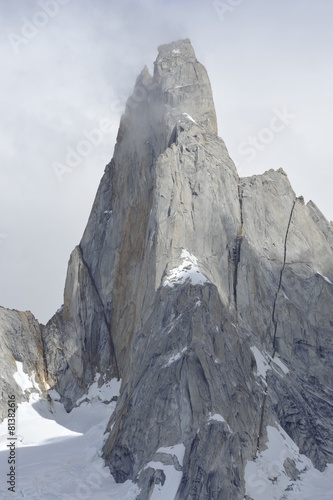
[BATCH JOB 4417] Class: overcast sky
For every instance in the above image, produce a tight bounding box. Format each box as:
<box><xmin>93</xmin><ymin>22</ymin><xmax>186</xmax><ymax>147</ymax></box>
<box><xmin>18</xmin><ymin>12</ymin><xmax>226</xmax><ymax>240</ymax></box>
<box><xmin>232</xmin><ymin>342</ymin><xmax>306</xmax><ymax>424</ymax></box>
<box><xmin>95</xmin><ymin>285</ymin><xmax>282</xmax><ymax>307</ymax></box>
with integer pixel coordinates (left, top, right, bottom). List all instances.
<box><xmin>1</xmin><ymin>0</ymin><xmax>332</xmax><ymax>323</ymax></box>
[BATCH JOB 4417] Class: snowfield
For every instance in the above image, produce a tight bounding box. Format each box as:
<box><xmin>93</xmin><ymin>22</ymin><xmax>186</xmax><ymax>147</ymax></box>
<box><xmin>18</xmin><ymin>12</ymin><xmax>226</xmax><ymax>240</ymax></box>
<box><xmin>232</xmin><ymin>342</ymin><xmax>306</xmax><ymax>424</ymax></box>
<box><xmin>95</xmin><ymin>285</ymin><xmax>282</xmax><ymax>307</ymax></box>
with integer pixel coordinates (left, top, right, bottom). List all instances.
<box><xmin>0</xmin><ymin>371</ymin><xmax>139</xmax><ymax>499</ymax></box>
<box><xmin>245</xmin><ymin>424</ymin><xmax>333</xmax><ymax>500</ymax></box>
<box><xmin>1</xmin><ymin>362</ymin><xmax>333</xmax><ymax>499</ymax></box>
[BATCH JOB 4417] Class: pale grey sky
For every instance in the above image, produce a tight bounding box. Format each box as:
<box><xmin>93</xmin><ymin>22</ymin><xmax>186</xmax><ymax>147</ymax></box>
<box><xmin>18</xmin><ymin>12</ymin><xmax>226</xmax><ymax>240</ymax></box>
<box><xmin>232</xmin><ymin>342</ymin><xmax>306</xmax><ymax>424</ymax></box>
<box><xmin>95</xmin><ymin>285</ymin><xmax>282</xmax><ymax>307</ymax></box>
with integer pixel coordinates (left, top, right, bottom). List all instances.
<box><xmin>1</xmin><ymin>0</ymin><xmax>332</xmax><ymax>323</ymax></box>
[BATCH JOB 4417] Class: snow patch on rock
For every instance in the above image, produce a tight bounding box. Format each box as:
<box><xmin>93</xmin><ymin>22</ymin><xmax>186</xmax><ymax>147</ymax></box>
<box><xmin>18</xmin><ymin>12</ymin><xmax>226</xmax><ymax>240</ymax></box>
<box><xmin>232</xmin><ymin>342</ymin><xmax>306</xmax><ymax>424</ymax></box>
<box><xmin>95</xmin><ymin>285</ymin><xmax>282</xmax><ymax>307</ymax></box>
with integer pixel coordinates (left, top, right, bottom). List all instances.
<box><xmin>13</xmin><ymin>361</ymin><xmax>39</xmax><ymax>394</ymax></box>
<box><xmin>145</xmin><ymin>461</ymin><xmax>183</xmax><ymax>499</ymax></box>
<box><xmin>163</xmin><ymin>249</ymin><xmax>209</xmax><ymax>288</ymax></box>
<box><xmin>156</xmin><ymin>443</ymin><xmax>186</xmax><ymax>467</ymax></box>
<box><xmin>208</xmin><ymin>412</ymin><xmax>232</xmax><ymax>433</ymax></box>
<box><xmin>76</xmin><ymin>373</ymin><xmax>121</xmax><ymax>405</ymax></box>
<box><xmin>165</xmin><ymin>347</ymin><xmax>188</xmax><ymax>367</ymax></box>
<box><xmin>251</xmin><ymin>346</ymin><xmax>289</xmax><ymax>381</ymax></box>
<box><xmin>182</xmin><ymin>112</ymin><xmax>197</xmax><ymax>124</ymax></box>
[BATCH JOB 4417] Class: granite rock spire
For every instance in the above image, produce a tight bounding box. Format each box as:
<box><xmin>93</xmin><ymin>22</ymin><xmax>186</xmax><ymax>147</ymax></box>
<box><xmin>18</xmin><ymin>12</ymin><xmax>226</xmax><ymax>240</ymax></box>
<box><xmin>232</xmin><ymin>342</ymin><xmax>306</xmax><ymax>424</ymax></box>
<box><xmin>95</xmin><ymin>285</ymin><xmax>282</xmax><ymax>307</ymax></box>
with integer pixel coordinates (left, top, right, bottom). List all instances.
<box><xmin>1</xmin><ymin>39</ymin><xmax>333</xmax><ymax>499</ymax></box>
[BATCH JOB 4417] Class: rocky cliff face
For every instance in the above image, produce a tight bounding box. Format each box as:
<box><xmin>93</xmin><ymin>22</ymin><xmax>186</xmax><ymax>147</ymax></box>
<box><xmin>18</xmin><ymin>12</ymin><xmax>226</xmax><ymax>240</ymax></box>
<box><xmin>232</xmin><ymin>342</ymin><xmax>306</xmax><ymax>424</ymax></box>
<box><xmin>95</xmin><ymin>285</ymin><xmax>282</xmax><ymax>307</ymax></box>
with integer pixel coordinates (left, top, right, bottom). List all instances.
<box><xmin>0</xmin><ymin>307</ymin><xmax>48</xmax><ymax>420</ymax></box>
<box><xmin>1</xmin><ymin>39</ymin><xmax>333</xmax><ymax>499</ymax></box>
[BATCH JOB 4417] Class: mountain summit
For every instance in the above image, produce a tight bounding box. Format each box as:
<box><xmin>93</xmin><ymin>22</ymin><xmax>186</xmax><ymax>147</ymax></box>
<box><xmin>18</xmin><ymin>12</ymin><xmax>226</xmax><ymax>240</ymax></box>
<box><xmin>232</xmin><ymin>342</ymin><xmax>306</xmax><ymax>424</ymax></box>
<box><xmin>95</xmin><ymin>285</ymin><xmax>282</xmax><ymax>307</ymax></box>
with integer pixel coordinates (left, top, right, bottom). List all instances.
<box><xmin>1</xmin><ymin>39</ymin><xmax>333</xmax><ymax>499</ymax></box>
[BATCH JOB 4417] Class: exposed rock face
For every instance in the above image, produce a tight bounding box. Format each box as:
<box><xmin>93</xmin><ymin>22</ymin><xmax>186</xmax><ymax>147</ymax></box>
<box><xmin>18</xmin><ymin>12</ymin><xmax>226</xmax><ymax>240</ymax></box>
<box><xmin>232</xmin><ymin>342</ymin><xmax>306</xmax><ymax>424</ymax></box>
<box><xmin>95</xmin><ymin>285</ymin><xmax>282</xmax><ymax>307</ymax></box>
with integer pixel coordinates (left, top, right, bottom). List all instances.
<box><xmin>42</xmin><ymin>38</ymin><xmax>224</xmax><ymax>408</ymax></box>
<box><xmin>237</xmin><ymin>172</ymin><xmax>333</xmax><ymax>471</ymax></box>
<box><xmin>1</xmin><ymin>39</ymin><xmax>333</xmax><ymax>498</ymax></box>
<box><xmin>0</xmin><ymin>307</ymin><xmax>48</xmax><ymax>419</ymax></box>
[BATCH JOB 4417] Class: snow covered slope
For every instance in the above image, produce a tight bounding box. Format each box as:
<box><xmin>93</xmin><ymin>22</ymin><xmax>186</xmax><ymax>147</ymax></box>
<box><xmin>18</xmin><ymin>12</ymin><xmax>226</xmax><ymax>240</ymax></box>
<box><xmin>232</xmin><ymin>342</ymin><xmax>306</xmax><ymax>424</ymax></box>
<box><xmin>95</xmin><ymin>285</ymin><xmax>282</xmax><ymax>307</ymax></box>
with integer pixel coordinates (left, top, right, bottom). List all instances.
<box><xmin>0</xmin><ymin>375</ymin><xmax>139</xmax><ymax>499</ymax></box>
<box><xmin>245</xmin><ymin>424</ymin><xmax>333</xmax><ymax>499</ymax></box>
<box><xmin>1</xmin><ymin>378</ymin><xmax>333</xmax><ymax>499</ymax></box>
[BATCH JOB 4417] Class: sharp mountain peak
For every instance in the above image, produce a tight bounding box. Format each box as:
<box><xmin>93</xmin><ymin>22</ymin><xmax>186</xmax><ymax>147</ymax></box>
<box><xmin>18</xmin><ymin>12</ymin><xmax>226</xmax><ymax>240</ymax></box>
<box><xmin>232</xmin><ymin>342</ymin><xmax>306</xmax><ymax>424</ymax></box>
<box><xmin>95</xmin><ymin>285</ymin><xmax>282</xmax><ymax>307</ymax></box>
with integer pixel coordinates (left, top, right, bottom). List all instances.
<box><xmin>1</xmin><ymin>39</ymin><xmax>333</xmax><ymax>499</ymax></box>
